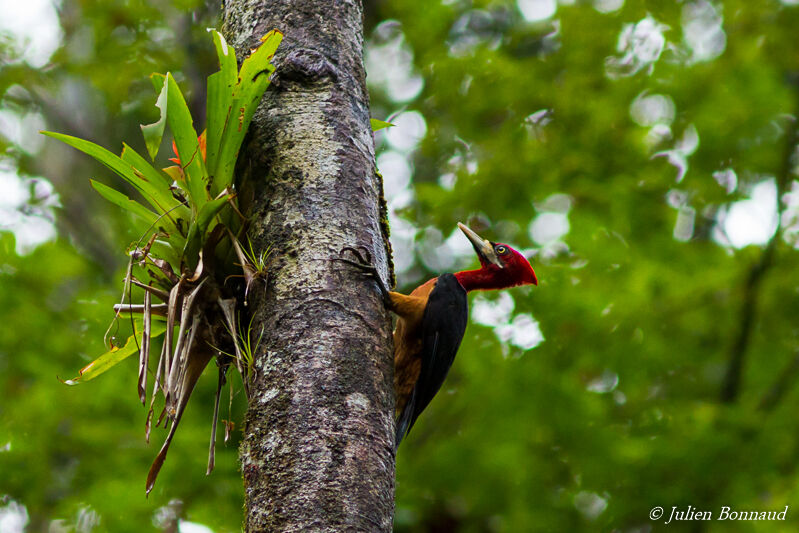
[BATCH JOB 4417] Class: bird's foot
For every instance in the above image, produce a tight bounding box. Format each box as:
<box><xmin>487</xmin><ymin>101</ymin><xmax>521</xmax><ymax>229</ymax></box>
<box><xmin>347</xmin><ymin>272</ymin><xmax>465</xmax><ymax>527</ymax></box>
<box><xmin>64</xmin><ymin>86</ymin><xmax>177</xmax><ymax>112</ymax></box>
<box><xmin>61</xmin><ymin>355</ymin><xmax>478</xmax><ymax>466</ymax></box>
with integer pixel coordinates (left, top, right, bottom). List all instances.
<box><xmin>336</xmin><ymin>246</ymin><xmax>390</xmax><ymax>305</ymax></box>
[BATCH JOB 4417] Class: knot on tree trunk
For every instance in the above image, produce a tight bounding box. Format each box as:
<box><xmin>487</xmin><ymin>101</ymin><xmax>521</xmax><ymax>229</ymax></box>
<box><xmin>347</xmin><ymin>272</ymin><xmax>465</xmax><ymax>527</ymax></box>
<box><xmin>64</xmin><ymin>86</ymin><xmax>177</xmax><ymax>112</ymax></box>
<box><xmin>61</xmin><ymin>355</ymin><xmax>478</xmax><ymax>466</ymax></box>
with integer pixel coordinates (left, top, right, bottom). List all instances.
<box><xmin>275</xmin><ymin>48</ymin><xmax>338</xmax><ymax>87</ymax></box>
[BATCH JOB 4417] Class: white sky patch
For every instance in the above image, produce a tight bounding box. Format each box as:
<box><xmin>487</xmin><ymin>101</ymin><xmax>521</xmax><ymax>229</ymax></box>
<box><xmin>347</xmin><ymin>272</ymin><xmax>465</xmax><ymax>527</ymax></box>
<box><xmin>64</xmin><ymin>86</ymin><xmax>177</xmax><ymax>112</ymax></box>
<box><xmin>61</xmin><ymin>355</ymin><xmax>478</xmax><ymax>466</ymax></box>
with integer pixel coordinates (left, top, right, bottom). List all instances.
<box><xmin>448</xmin><ymin>9</ymin><xmax>504</xmax><ymax>57</ymax></box>
<box><xmin>529</xmin><ymin>193</ymin><xmax>573</xmax><ymax>249</ymax></box>
<box><xmin>782</xmin><ymin>180</ymin><xmax>799</xmax><ymax>248</ymax></box>
<box><xmin>536</xmin><ymin>193</ymin><xmax>572</xmax><ymax>213</ymax></box>
<box><xmin>713</xmin><ymin>168</ymin><xmax>738</xmax><ymax>194</ymax></box>
<box><xmin>439</xmin><ymin>172</ymin><xmax>457</xmax><ymax>190</ymax></box>
<box><xmin>716</xmin><ymin>178</ymin><xmax>778</xmax><ymax>248</ymax></box>
<box><xmin>0</xmin><ymin>0</ymin><xmax>62</xmax><ymax>67</ymax></box>
<box><xmin>594</xmin><ymin>0</ymin><xmax>624</xmax><ymax>14</ymax></box>
<box><xmin>529</xmin><ymin>212</ymin><xmax>570</xmax><ymax>245</ymax></box>
<box><xmin>517</xmin><ymin>0</ymin><xmax>557</xmax><ymax>22</ymax></box>
<box><xmin>0</xmin><ymin>498</ymin><xmax>29</xmax><ymax>533</ymax></box>
<box><xmin>630</xmin><ymin>92</ymin><xmax>675</xmax><ymax>128</ymax></box>
<box><xmin>179</xmin><ymin>521</ymin><xmax>215</xmax><ymax>533</ymax></box>
<box><xmin>673</xmin><ymin>206</ymin><xmax>696</xmax><ymax>242</ymax></box>
<box><xmin>666</xmin><ymin>189</ymin><xmax>696</xmax><ymax>241</ymax></box>
<box><xmin>653</xmin><ymin>123</ymin><xmax>699</xmax><ymax>182</ymax></box>
<box><xmin>682</xmin><ymin>1</ymin><xmax>726</xmax><ymax>63</ymax></box>
<box><xmin>385</xmin><ymin>111</ymin><xmax>427</xmax><ymax>152</ymax></box>
<box><xmin>525</xmin><ymin>108</ymin><xmax>553</xmax><ymax>141</ymax></box>
<box><xmin>495</xmin><ymin>313</ymin><xmax>545</xmax><ymax>351</ymax></box>
<box><xmin>418</xmin><ymin>226</ymin><xmax>457</xmax><ymax>273</ymax></box>
<box><xmin>365</xmin><ymin>20</ymin><xmax>424</xmax><ymax>103</ymax></box>
<box><xmin>587</xmin><ymin>370</ymin><xmax>619</xmax><ymax>393</ymax></box>
<box><xmin>606</xmin><ymin>15</ymin><xmax>669</xmax><ymax>78</ymax></box>
<box><xmin>0</xmin><ymin>165</ymin><xmax>58</xmax><ymax>254</ymax></box>
<box><xmin>472</xmin><ymin>293</ymin><xmax>515</xmax><ymax>327</ymax></box>
<box><xmin>573</xmin><ymin>491</ymin><xmax>608</xmax><ymax>521</ymax></box>
<box><xmin>445</xmin><ymin>224</ymin><xmax>478</xmax><ymax>261</ymax></box>
<box><xmin>0</xmin><ymin>110</ymin><xmax>47</xmax><ymax>154</ymax></box>
<box><xmin>472</xmin><ymin>294</ymin><xmax>543</xmax><ymax>352</ymax></box>
<box><xmin>377</xmin><ymin>150</ymin><xmax>412</xmax><ymax>211</ymax></box>
<box><xmin>438</xmin><ymin>150</ymin><xmax>478</xmax><ymax>190</ymax></box>
<box><xmin>376</xmin><ymin>150</ymin><xmax>418</xmax><ymax>277</ymax></box>
<box><xmin>646</xmin><ymin>123</ymin><xmax>673</xmax><ymax>147</ymax></box>
<box><xmin>71</xmin><ymin>506</ymin><xmax>101</xmax><ymax>532</ymax></box>
<box><xmin>389</xmin><ymin>217</ymin><xmax>417</xmax><ymax>275</ymax></box>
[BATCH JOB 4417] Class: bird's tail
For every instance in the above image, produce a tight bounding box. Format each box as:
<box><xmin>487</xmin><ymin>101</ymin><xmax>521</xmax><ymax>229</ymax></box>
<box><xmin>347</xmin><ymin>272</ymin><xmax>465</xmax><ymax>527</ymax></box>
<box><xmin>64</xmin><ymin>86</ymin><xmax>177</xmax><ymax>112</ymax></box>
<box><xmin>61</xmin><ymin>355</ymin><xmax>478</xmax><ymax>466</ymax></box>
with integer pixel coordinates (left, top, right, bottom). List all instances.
<box><xmin>394</xmin><ymin>389</ymin><xmax>417</xmax><ymax>449</ymax></box>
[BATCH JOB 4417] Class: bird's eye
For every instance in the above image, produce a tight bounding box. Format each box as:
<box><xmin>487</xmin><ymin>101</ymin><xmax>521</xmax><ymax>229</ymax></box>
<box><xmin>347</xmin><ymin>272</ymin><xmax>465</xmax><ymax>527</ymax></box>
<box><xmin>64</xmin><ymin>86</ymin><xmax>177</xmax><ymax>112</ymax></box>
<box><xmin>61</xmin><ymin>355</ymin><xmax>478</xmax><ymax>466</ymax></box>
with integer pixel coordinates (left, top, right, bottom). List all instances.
<box><xmin>496</xmin><ymin>245</ymin><xmax>507</xmax><ymax>255</ymax></box>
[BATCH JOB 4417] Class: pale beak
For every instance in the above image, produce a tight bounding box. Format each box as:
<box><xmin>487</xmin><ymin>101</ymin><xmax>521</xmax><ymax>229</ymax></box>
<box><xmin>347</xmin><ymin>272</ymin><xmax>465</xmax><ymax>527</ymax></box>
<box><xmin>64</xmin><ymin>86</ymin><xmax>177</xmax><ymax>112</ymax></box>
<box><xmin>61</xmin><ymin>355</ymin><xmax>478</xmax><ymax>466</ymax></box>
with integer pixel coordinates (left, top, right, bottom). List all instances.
<box><xmin>458</xmin><ymin>222</ymin><xmax>503</xmax><ymax>268</ymax></box>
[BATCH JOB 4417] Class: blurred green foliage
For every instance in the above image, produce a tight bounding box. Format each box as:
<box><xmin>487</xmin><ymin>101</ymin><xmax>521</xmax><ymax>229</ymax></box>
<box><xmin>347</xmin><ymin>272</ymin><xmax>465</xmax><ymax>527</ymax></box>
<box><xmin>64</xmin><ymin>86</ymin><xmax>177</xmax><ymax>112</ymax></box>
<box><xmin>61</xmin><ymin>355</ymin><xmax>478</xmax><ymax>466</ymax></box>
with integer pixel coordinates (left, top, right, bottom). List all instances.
<box><xmin>2</xmin><ymin>0</ymin><xmax>799</xmax><ymax>531</ymax></box>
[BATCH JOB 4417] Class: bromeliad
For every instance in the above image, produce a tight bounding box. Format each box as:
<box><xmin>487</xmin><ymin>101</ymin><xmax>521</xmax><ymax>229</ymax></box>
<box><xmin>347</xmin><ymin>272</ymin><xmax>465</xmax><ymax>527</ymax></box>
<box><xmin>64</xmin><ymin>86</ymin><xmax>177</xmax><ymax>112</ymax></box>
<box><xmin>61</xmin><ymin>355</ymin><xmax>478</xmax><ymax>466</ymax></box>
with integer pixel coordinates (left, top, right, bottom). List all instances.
<box><xmin>44</xmin><ymin>29</ymin><xmax>283</xmax><ymax>494</ymax></box>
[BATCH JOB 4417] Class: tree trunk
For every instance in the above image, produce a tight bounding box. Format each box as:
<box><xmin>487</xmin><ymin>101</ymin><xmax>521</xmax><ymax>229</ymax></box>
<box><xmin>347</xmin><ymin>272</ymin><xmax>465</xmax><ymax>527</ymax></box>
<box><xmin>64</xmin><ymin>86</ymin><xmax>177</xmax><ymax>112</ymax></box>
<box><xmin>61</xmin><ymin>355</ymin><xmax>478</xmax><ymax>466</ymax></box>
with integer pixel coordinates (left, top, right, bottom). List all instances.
<box><xmin>222</xmin><ymin>1</ymin><xmax>396</xmax><ymax>531</ymax></box>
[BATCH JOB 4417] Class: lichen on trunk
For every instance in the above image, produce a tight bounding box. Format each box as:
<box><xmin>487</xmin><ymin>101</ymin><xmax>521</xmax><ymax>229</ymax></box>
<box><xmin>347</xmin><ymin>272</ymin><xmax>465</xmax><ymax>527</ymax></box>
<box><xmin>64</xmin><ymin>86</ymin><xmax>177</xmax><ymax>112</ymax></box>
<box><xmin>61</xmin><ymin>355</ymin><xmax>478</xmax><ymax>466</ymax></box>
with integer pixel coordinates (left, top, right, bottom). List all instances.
<box><xmin>223</xmin><ymin>1</ymin><xmax>396</xmax><ymax>530</ymax></box>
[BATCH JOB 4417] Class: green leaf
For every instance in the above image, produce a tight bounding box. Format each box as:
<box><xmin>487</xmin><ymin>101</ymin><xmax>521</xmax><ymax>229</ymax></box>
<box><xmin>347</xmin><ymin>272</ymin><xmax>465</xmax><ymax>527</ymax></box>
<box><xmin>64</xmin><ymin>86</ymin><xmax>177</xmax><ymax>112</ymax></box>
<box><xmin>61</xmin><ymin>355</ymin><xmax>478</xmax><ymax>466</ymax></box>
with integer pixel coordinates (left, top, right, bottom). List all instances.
<box><xmin>149</xmin><ymin>72</ymin><xmax>166</xmax><ymax>92</ymax></box>
<box><xmin>205</xmin><ymin>71</ymin><xmax>229</xmax><ymax>183</ymax></box>
<box><xmin>149</xmin><ymin>239</ymin><xmax>182</xmax><ymax>268</ymax></box>
<box><xmin>42</xmin><ymin>131</ymin><xmax>179</xmax><ymax>222</ymax></box>
<box><xmin>62</xmin><ymin>322</ymin><xmax>167</xmax><ymax>385</ymax></box>
<box><xmin>197</xmin><ymin>191</ymin><xmax>234</xmax><ymax>235</ymax></box>
<box><xmin>181</xmin><ymin>191</ymin><xmax>234</xmax><ymax>269</ymax></box>
<box><xmin>120</xmin><ymin>143</ymin><xmax>191</xmax><ymax>232</ymax></box>
<box><xmin>210</xmin><ymin>30</ymin><xmax>238</xmax><ymax>87</ymax></box>
<box><xmin>90</xmin><ymin>180</ymin><xmax>160</xmax><ymax>226</ymax></box>
<box><xmin>141</xmin><ymin>75</ymin><xmax>168</xmax><ymax>160</ymax></box>
<box><xmin>370</xmin><ymin>118</ymin><xmax>395</xmax><ymax>131</ymax></box>
<box><xmin>206</xmin><ymin>30</ymin><xmax>238</xmax><ymax>179</ymax></box>
<box><xmin>215</xmin><ymin>30</ymin><xmax>283</xmax><ymax>192</ymax></box>
<box><xmin>165</xmin><ymin>73</ymin><xmax>208</xmax><ymax>212</ymax></box>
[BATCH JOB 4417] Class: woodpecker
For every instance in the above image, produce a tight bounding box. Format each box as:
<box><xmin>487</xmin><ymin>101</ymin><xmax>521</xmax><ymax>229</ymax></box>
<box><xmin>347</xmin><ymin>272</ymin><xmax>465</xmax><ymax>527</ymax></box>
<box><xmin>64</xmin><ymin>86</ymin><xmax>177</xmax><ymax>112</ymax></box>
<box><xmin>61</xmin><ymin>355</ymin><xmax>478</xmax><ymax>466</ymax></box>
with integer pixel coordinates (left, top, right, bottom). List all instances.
<box><xmin>339</xmin><ymin>222</ymin><xmax>538</xmax><ymax>446</ymax></box>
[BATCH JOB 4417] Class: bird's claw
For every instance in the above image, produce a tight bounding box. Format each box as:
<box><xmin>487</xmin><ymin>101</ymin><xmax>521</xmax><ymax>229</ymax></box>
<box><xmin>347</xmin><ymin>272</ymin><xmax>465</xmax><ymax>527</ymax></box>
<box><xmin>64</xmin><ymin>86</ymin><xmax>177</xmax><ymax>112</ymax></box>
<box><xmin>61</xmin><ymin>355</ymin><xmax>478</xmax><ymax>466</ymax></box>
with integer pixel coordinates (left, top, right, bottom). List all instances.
<box><xmin>335</xmin><ymin>245</ymin><xmax>390</xmax><ymax>305</ymax></box>
<box><xmin>339</xmin><ymin>245</ymin><xmax>373</xmax><ymax>267</ymax></box>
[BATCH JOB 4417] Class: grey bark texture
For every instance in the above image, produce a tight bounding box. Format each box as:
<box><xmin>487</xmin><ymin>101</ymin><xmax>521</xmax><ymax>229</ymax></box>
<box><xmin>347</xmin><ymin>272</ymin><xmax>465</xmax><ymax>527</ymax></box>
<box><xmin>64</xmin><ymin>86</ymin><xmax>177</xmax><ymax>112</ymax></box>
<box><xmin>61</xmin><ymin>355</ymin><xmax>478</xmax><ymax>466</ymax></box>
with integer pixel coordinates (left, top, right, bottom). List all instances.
<box><xmin>222</xmin><ymin>1</ymin><xmax>396</xmax><ymax>531</ymax></box>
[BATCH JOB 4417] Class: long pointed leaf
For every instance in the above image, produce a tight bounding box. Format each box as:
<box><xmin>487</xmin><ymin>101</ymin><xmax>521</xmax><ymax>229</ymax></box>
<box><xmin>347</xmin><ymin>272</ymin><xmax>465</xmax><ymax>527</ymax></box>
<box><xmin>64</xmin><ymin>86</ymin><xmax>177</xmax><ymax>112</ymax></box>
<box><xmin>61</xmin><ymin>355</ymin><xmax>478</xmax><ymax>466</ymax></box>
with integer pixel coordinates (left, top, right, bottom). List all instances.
<box><xmin>370</xmin><ymin>118</ymin><xmax>395</xmax><ymax>131</ymax></box>
<box><xmin>215</xmin><ymin>31</ymin><xmax>283</xmax><ymax>191</ymax></box>
<box><xmin>141</xmin><ymin>75</ymin><xmax>168</xmax><ymax>160</ymax></box>
<box><xmin>90</xmin><ymin>180</ymin><xmax>160</xmax><ymax>226</ymax></box>
<box><xmin>165</xmin><ymin>73</ymin><xmax>208</xmax><ymax>212</ymax></box>
<box><xmin>62</xmin><ymin>322</ymin><xmax>167</xmax><ymax>385</ymax></box>
<box><xmin>121</xmin><ymin>143</ymin><xmax>191</xmax><ymax>228</ymax></box>
<box><xmin>148</xmin><ymin>239</ymin><xmax>183</xmax><ymax>269</ymax></box>
<box><xmin>43</xmin><ymin>131</ymin><xmax>181</xmax><ymax>223</ymax></box>
<box><xmin>181</xmin><ymin>191</ymin><xmax>234</xmax><ymax>270</ymax></box>
<box><xmin>150</xmin><ymin>72</ymin><xmax>166</xmax><ymax>92</ymax></box>
<box><xmin>206</xmin><ymin>30</ymin><xmax>237</xmax><ymax>179</ymax></box>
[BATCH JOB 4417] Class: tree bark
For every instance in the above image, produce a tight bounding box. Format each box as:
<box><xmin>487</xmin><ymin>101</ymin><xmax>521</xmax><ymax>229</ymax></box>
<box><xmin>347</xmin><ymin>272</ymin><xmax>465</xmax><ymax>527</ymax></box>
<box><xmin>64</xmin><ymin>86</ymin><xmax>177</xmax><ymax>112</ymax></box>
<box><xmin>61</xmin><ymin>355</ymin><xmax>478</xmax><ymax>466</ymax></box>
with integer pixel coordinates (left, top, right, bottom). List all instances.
<box><xmin>222</xmin><ymin>1</ymin><xmax>396</xmax><ymax>531</ymax></box>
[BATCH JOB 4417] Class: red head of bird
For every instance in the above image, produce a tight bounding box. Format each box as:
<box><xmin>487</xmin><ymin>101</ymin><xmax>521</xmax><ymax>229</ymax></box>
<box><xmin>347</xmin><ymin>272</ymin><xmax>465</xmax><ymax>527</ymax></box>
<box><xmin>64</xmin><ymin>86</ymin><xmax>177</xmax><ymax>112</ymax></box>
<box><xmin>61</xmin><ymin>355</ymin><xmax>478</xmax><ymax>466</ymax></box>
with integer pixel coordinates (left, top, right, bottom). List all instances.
<box><xmin>454</xmin><ymin>222</ymin><xmax>538</xmax><ymax>292</ymax></box>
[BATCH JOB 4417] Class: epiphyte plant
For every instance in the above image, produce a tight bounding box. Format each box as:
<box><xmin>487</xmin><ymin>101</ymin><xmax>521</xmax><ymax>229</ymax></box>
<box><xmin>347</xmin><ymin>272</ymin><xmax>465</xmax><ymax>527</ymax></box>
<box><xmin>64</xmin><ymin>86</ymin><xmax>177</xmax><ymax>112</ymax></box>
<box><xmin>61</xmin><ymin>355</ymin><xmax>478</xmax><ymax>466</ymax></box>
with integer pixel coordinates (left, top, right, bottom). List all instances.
<box><xmin>42</xmin><ymin>28</ymin><xmax>282</xmax><ymax>495</ymax></box>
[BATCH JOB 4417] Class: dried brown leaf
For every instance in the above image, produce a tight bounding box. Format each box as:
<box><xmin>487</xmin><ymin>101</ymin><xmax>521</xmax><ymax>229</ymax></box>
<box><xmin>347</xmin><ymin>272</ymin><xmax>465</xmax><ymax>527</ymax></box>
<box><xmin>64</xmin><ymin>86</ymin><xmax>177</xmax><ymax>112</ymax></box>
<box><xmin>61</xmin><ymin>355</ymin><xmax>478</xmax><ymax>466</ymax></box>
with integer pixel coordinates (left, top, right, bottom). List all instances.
<box><xmin>217</xmin><ymin>297</ymin><xmax>249</xmax><ymax>398</ymax></box>
<box><xmin>207</xmin><ymin>363</ymin><xmax>227</xmax><ymax>475</ymax></box>
<box><xmin>137</xmin><ymin>290</ymin><xmax>152</xmax><ymax>404</ymax></box>
<box><xmin>152</xmin><ymin>257</ymin><xmax>180</xmax><ymax>284</ymax></box>
<box><xmin>165</xmin><ymin>280</ymin><xmax>206</xmax><ymax>414</ymax></box>
<box><xmin>113</xmin><ymin>303</ymin><xmax>169</xmax><ymax>317</ymax></box>
<box><xmin>146</xmin><ymin>344</ymin><xmax>214</xmax><ymax>495</ymax></box>
<box><xmin>130</xmin><ymin>277</ymin><xmax>170</xmax><ymax>301</ymax></box>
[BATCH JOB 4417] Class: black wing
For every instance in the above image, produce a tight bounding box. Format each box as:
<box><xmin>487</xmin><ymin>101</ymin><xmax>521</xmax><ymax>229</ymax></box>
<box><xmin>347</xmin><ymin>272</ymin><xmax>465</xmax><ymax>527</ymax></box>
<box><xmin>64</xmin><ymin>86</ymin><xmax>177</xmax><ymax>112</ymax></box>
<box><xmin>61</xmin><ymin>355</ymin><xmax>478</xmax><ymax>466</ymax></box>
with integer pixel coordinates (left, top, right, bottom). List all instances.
<box><xmin>395</xmin><ymin>273</ymin><xmax>468</xmax><ymax>446</ymax></box>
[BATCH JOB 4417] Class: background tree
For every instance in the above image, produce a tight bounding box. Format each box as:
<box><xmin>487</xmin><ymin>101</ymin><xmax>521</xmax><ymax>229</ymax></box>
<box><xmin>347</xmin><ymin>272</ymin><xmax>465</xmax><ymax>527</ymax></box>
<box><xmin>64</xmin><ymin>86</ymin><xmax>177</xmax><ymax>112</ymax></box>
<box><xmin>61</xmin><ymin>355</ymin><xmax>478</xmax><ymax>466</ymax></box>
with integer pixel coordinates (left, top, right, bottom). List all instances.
<box><xmin>2</xmin><ymin>0</ymin><xmax>799</xmax><ymax>532</ymax></box>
